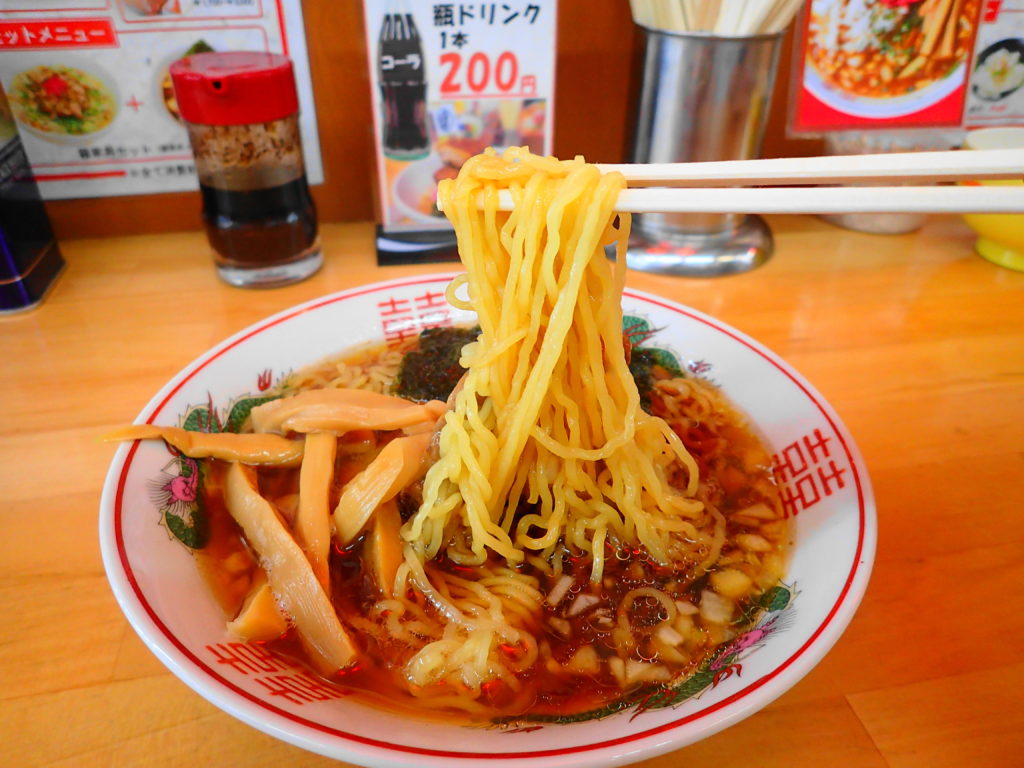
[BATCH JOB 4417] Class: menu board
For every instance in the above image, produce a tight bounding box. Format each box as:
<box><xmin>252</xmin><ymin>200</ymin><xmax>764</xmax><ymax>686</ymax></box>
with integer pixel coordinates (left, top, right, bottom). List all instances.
<box><xmin>790</xmin><ymin>0</ymin><xmax>984</xmax><ymax>132</ymax></box>
<box><xmin>964</xmin><ymin>0</ymin><xmax>1024</xmax><ymax>126</ymax></box>
<box><xmin>362</xmin><ymin>0</ymin><xmax>556</xmax><ymax>233</ymax></box>
<box><xmin>0</xmin><ymin>0</ymin><xmax>322</xmax><ymax>199</ymax></box>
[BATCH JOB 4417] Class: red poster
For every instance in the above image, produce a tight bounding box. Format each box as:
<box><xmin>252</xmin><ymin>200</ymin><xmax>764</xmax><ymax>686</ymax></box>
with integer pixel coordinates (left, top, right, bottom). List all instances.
<box><xmin>790</xmin><ymin>0</ymin><xmax>984</xmax><ymax>132</ymax></box>
<box><xmin>0</xmin><ymin>18</ymin><xmax>117</xmax><ymax>49</ymax></box>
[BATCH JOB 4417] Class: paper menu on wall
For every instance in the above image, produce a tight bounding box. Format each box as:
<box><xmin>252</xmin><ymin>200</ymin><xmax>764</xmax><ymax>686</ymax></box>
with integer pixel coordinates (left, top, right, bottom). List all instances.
<box><xmin>0</xmin><ymin>0</ymin><xmax>322</xmax><ymax>199</ymax></box>
<box><xmin>362</xmin><ymin>0</ymin><xmax>557</xmax><ymax>232</ymax></box>
<box><xmin>964</xmin><ymin>0</ymin><xmax>1024</xmax><ymax>126</ymax></box>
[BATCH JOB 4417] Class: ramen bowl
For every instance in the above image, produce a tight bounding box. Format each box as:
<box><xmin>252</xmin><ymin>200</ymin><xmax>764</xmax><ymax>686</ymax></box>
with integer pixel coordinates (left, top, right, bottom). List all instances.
<box><xmin>961</xmin><ymin>127</ymin><xmax>1024</xmax><ymax>272</ymax></box>
<box><xmin>99</xmin><ymin>275</ymin><xmax>876</xmax><ymax>767</ymax></box>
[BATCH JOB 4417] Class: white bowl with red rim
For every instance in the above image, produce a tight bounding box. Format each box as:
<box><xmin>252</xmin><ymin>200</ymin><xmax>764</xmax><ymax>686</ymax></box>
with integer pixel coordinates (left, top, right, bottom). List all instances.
<box><xmin>99</xmin><ymin>274</ymin><xmax>876</xmax><ymax>767</ymax></box>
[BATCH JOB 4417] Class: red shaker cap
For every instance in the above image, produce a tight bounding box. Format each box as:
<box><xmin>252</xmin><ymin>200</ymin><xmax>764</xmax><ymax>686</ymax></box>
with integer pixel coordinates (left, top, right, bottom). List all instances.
<box><xmin>169</xmin><ymin>51</ymin><xmax>299</xmax><ymax>126</ymax></box>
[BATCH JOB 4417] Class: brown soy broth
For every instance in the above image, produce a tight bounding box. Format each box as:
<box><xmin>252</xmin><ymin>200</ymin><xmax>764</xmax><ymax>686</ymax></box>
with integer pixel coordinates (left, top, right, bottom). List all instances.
<box><xmin>194</xmin><ymin>486</ymin><xmax>637</xmax><ymax>720</ymax></box>
<box><xmin>201</xmin><ymin>177</ymin><xmax>317</xmax><ymax>267</ymax></box>
<box><xmin>192</xmin><ymin>461</ymin><xmax>259</xmax><ymax>618</ymax></box>
<box><xmin>322</xmin><ymin>542</ymin><xmax>632</xmax><ymax>719</ymax></box>
<box><xmin>188</xmin><ymin>339</ymin><xmax>791</xmax><ymax>722</ymax></box>
<box><xmin>194</xmin><ymin>449</ymin><xmax>787</xmax><ymax>721</ymax></box>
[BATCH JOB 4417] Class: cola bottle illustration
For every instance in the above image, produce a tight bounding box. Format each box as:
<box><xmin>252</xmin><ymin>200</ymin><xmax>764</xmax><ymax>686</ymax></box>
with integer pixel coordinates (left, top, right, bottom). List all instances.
<box><xmin>378</xmin><ymin>11</ymin><xmax>430</xmax><ymax>159</ymax></box>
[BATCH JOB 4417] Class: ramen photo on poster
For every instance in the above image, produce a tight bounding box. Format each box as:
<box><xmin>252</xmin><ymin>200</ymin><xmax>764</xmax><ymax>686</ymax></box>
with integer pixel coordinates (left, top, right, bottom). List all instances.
<box><xmin>8</xmin><ymin>64</ymin><xmax>117</xmax><ymax>139</ymax></box>
<box><xmin>803</xmin><ymin>0</ymin><xmax>980</xmax><ymax>120</ymax></box>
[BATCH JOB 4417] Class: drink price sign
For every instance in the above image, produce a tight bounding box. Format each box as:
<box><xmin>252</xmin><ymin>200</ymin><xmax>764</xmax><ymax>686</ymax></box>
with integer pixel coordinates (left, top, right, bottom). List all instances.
<box><xmin>363</xmin><ymin>0</ymin><xmax>556</xmax><ymax>241</ymax></box>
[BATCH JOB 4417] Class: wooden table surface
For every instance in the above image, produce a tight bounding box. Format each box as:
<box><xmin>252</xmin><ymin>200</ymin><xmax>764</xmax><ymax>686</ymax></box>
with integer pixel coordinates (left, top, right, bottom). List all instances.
<box><xmin>3</xmin><ymin>217</ymin><xmax>1023</xmax><ymax>767</ymax></box>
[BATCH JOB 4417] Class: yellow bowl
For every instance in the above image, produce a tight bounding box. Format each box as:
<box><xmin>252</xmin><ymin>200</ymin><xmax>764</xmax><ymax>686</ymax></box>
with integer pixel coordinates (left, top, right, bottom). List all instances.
<box><xmin>961</xmin><ymin>128</ymin><xmax>1024</xmax><ymax>272</ymax></box>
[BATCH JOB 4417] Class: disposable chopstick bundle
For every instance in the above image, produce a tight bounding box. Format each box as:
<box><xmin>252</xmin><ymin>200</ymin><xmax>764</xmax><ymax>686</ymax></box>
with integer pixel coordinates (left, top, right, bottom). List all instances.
<box><xmin>628</xmin><ymin>0</ymin><xmax>806</xmax><ymax>35</ymax></box>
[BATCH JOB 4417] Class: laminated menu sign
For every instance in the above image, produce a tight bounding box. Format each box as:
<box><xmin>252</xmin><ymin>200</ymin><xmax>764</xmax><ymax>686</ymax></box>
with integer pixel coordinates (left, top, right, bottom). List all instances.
<box><xmin>363</xmin><ymin>0</ymin><xmax>556</xmax><ymax>253</ymax></box>
<box><xmin>790</xmin><ymin>0</ymin><xmax>984</xmax><ymax>132</ymax></box>
<box><xmin>0</xmin><ymin>0</ymin><xmax>322</xmax><ymax>199</ymax></box>
<box><xmin>964</xmin><ymin>0</ymin><xmax>1024</xmax><ymax>126</ymax></box>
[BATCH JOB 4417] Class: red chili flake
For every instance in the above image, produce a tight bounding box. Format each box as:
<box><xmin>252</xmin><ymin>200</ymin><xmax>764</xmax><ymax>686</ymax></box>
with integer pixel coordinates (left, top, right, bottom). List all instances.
<box><xmin>499</xmin><ymin>643</ymin><xmax>521</xmax><ymax>658</ymax></box>
<box><xmin>333</xmin><ymin>661</ymin><xmax>363</xmax><ymax>679</ymax></box>
<box><xmin>41</xmin><ymin>75</ymin><xmax>69</xmax><ymax>97</ymax></box>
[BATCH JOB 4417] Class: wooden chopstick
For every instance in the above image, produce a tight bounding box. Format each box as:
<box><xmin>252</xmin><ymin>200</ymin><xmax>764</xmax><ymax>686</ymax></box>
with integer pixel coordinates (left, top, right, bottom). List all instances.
<box><xmin>604</xmin><ymin>186</ymin><xmax>1024</xmax><ymax>214</ymax></box>
<box><xmin>437</xmin><ymin>186</ymin><xmax>1024</xmax><ymax>215</ymax></box>
<box><xmin>434</xmin><ymin>150</ymin><xmax>1024</xmax><ymax>215</ymax></box>
<box><xmin>596</xmin><ymin>149</ymin><xmax>1024</xmax><ymax>187</ymax></box>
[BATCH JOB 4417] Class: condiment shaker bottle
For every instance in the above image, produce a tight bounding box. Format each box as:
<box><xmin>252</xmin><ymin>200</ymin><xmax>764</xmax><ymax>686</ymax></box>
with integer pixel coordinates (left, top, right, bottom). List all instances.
<box><xmin>170</xmin><ymin>52</ymin><xmax>320</xmax><ymax>288</ymax></box>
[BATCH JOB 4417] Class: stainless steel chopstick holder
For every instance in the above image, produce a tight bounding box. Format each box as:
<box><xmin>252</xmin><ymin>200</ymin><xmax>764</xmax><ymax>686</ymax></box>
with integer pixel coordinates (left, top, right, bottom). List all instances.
<box><xmin>628</xmin><ymin>27</ymin><xmax>783</xmax><ymax>276</ymax></box>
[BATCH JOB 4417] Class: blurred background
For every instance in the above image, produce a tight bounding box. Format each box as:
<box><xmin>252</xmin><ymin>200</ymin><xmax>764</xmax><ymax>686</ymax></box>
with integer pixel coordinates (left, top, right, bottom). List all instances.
<box><xmin>40</xmin><ymin>1</ymin><xmax>820</xmax><ymax>240</ymax></box>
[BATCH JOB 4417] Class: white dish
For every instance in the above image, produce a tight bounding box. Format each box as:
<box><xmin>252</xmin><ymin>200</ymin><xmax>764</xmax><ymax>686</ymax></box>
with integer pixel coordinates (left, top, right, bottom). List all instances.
<box><xmin>100</xmin><ymin>274</ymin><xmax>876</xmax><ymax>767</ymax></box>
<box><xmin>805</xmin><ymin>59</ymin><xmax>966</xmax><ymax>119</ymax></box>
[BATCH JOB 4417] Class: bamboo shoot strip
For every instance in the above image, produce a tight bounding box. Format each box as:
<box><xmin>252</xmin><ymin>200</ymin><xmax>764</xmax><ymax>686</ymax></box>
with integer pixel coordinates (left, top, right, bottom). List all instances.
<box><xmin>250</xmin><ymin>388</ymin><xmax>446</xmax><ymax>434</ymax></box>
<box><xmin>224</xmin><ymin>462</ymin><xmax>357</xmax><ymax>675</ymax></box>
<box><xmin>104</xmin><ymin>424</ymin><xmax>304</xmax><ymax>466</ymax></box>
<box><xmin>295</xmin><ymin>431</ymin><xmax>337</xmax><ymax>591</ymax></box>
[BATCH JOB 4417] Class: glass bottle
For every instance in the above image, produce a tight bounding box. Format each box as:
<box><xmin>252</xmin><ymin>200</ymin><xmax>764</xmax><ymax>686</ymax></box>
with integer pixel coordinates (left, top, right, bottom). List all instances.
<box><xmin>170</xmin><ymin>52</ymin><xmax>321</xmax><ymax>288</ymax></box>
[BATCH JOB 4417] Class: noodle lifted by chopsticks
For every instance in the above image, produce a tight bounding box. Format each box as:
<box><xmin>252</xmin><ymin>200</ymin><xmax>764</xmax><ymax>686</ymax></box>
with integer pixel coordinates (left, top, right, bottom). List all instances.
<box><xmin>404</xmin><ymin>148</ymin><xmax>710</xmax><ymax>582</ymax></box>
